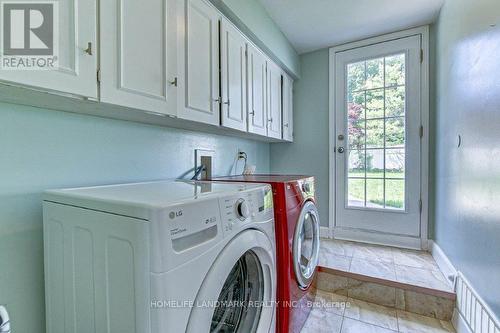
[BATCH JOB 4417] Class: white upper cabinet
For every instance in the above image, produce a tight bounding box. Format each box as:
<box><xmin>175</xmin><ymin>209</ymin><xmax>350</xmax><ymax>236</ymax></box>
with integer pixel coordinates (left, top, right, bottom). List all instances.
<box><xmin>0</xmin><ymin>0</ymin><xmax>97</xmax><ymax>98</ymax></box>
<box><xmin>220</xmin><ymin>18</ymin><xmax>247</xmax><ymax>131</ymax></box>
<box><xmin>247</xmin><ymin>43</ymin><xmax>267</xmax><ymax>136</ymax></box>
<box><xmin>0</xmin><ymin>0</ymin><xmax>293</xmax><ymax>141</ymax></box>
<box><xmin>177</xmin><ymin>0</ymin><xmax>221</xmax><ymax>125</ymax></box>
<box><xmin>266</xmin><ymin>60</ymin><xmax>282</xmax><ymax>139</ymax></box>
<box><xmin>282</xmin><ymin>73</ymin><xmax>294</xmax><ymax>142</ymax></box>
<box><xmin>100</xmin><ymin>0</ymin><xmax>177</xmax><ymax>115</ymax></box>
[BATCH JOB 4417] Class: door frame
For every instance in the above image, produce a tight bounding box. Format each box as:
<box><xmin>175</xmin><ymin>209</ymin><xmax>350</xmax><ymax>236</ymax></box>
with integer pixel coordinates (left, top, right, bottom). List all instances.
<box><xmin>328</xmin><ymin>26</ymin><xmax>430</xmax><ymax>250</ymax></box>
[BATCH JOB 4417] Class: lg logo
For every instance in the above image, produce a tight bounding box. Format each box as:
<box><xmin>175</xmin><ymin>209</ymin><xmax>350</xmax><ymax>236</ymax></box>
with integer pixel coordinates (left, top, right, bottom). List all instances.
<box><xmin>169</xmin><ymin>210</ymin><xmax>183</xmax><ymax>219</ymax></box>
<box><xmin>1</xmin><ymin>1</ymin><xmax>58</xmax><ymax>69</ymax></box>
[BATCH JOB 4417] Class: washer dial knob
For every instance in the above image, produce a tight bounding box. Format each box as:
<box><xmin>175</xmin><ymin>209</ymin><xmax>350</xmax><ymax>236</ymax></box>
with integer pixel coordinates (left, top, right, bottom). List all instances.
<box><xmin>236</xmin><ymin>199</ymin><xmax>250</xmax><ymax>220</ymax></box>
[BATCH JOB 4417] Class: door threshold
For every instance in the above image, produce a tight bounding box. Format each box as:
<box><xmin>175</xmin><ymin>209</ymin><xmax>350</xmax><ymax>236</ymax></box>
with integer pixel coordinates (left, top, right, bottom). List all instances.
<box><xmin>333</xmin><ymin>227</ymin><xmax>423</xmax><ymax>250</ymax></box>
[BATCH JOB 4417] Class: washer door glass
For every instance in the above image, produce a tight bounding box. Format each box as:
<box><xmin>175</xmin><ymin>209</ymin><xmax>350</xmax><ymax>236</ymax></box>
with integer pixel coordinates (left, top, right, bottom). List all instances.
<box><xmin>210</xmin><ymin>250</ymin><xmax>264</xmax><ymax>333</ymax></box>
<box><xmin>293</xmin><ymin>201</ymin><xmax>320</xmax><ymax>289</ymax></box>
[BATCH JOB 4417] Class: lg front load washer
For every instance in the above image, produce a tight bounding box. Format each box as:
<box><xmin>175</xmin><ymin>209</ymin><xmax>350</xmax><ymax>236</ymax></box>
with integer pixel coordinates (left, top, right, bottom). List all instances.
<box><xmin>43</xmin><ymin>180</ymin><xmax>277</xmax><ymax>333</ymax></box>
<box><xmin>211</xmin><ymin>175</ymin><xmax>321</xmax><ymax>333</ymax></box>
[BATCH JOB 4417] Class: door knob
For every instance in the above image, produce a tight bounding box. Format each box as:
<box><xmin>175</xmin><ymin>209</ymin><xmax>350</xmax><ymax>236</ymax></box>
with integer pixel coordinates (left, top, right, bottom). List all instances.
<box><xmin>337</xmin><ymin>147</ymin><xmax>345</xmax><ymax>153</ymax></box>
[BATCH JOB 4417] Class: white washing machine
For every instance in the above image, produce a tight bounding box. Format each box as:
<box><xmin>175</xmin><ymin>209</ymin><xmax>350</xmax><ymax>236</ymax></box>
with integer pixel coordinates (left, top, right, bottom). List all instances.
<box><xmin>43</xmin><ymin>180</ymin><xmax>276</xmax><ymax>333</ymax></box>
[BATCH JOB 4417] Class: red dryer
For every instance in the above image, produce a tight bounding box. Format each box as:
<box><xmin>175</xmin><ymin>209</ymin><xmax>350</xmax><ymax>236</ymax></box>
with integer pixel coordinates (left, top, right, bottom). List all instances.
<box><xmin>211</xmin><ymin>175</ymin><xmax>321</xmax><ymax>333</ymax></box>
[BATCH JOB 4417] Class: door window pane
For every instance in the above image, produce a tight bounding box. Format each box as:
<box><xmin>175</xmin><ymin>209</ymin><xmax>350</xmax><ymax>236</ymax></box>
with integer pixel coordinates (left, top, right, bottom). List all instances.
<box><xmin>347</xmin><ymin>61</ymin><xmax>365</xmax><ymax>92</ymax></box>
<box><xmin>348</xmin><ymin>120</ymin><xmax>365</xmax><ymax>148</ymax></box>
<box><xmin>345</xmin><ymin>53</ymin><xmax>407</xmax><ymax>211</ymax></box>
<box><xmin>348</xmin><ymin>179</ymin><xmax>365</xmax><ymax>207</ymax></box>
<box><xmin>366</xmin><ymin>119</ymin><xmax>384</xmax><ymax>148</ymax></box>
<box><xmin>366</xmin><ymin>149</ymin><xmax>384</xmax><ymax>178</ymax></box>
<box><xmin>386</xmin><ymin>86</ymin><xmax>405</xmax><ymax>117</ymax></box>
<box><xmin>348</xmin><ymin>150</ymin><xmax>365</xmax><ymax>177</ymax></box>
<box><xmin>365</xmin><ymin>58</ymin><xmax>384</xmax><ymax>89</ymax></box>
<box><xmin>386</xmin><ymin>117</ymin><xmax>405</xmax><ymax>147</ymax></box>
<box><xmin>385</xmin><ymin>54</ymin><xmax>405</xmax><ymax>86</ymax></box>
<box><xmin>366</xmin><ymin>89</ymin><xmax>384</xmax><ymax>119</ymax></box>
<box><xmin>385</xmin><ymin>180</ymin><xmax>405</xmax><ymax>209</ymax></box>
<box><xmin>366</xmin><ymin>179</ymin><xmax>384</xmax><ymax>208</ymax></box>
<box><xmin>348</xmin><ymin>92</ymin><xmax>365</xmax><ymax>122</ymax></box>
<box><xmin>386</xmin><ymin>149</ymin><xmax>405</xmax><ymax>179</ymax></box>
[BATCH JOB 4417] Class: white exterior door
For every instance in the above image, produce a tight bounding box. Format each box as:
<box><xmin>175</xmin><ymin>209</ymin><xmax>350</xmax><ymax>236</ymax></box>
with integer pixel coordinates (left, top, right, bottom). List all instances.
<box><xmin>177</xmin><ymin>0</ymin><xmax>220</xmax><ymax>125</ymax></box>
<box><xmin>247</xmin><ymin>43</ymin><xmax>267</xmax><ymax>136</ymax></box>
<box><xmin>282</xmin><ymin>73</ymin><xmax>293</xmax><ymax>142</ymax></box>
<box><xmin>266</xmin><ymin>60</ymin><xmax>282</xmax><ymax>139</ymax></box>
<box><xmin>220</xmin><ymin>18</ymin><xmax>247</xmax><ymax>131</ymax></box>
<box><xmin>0</xmin><ymin>0</ymin><xmax>97</xmax><ymax>98</ymax></box>
<box><xmin>334</xmin><ymin>36</ymin><xmax>422</xmax><ymax>241</ymax></box>
<box><xmin>100</xmin><ymin>0</ymin><xmax>177</xmax><ymax>115</ymax></box>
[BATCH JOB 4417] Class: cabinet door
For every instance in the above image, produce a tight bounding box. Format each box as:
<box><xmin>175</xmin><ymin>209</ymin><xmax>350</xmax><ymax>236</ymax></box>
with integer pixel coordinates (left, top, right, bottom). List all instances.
<box><xmin>220</xmin><ymin>18</ymin><xmax>247</xmax><ymax>131</ymax></box>
<box><xmin>247</xmin><ymin>44</ymin><xmax>267</xmax><ymax>136</ymax></box>
<box><xmin>266</xmin><ymin>60</ymin><xmax>282</xmax><ymax>139</ymax></box>
<box><xmin>177</xmin><ymin>0</ymin><xmax>220</xmax><ymax>125</ymax></box>
<box><xmin>282</xmin><ymin>73</ymin><xmax>294</xmax><ymax>142</ymax></box>
<box><xmin>100</xmin><ymin>0</ymin><xmax>177</xmax><ymax>114</ymax></box>
<box><xmin>0</xmin><ymin>0</ymin><xmax>97</xmax><ymax>98</ymax></box>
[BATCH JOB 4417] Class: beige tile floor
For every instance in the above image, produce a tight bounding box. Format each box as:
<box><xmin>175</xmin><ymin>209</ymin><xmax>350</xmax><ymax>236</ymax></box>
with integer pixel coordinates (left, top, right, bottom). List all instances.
<box><xmin>318</xmin><ymin>239</ymin><xmax>453</xmax><ymax>292</ymax></box>
<box><xmin>301</xmin><ymin>289</ymin><xmax>455</xmax><ymax>333</ymax></box>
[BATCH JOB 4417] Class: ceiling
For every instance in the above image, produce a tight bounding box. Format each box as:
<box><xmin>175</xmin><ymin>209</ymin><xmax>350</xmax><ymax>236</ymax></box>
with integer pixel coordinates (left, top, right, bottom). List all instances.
<box><xmin>258</xmin><ymin>0</ymin><xmax>444</xmax><ymax>54</ymax></box>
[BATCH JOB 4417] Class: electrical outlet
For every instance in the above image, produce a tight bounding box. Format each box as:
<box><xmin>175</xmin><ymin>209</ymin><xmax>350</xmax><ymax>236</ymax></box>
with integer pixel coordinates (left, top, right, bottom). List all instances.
<box><xmin>195</xmin><ymin>149</ymin><xmax>215</xmax><ymax>180</ymax></box>
<box><xmin>237</xmin><ymin>148</ymin><xmax>247</xmax><ymax>160</ymax></box>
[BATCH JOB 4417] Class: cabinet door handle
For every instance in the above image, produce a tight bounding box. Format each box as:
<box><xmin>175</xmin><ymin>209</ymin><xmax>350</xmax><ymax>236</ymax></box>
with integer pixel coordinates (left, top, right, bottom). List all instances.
<box><xmin>284</xmin><ymin>123</ymin><xmax>289</xmax><ymax>127</ymax></box>
<box><xmin>223</xmin><ymin>100</ymin><xmax>230</xmax><ymax>106</ymax></box>
<box><xmin>84</xmin><ymin>42</ymin><xmax>92</xmax><ymax>55</ymax></box>
<box><xmin>268</xmin><ymin>117</ymin><xmax>273</xmax><ymax>123</ymax></box>
<box><xmin>249</xmin><ymin>110</ymin><xmax>255</xmax><ymax>116</ymax></box>
<box><xmin>213</xmin><ymin>97</ymin><xmax>221</xmax><ymax>103</ymax></box>
<box><xmin>170</xmin><ymin>77</ymin><xmax>178</xmax><ymax>87</ymax></box>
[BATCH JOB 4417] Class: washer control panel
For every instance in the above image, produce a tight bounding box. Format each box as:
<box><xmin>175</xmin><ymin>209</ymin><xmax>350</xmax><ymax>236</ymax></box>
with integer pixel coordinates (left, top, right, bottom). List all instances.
<box><xmin>235</xmin><ymin>198</ymin><xmax>250</xmax><ymax>220</ymax></box>
<box><xmin>298</xmin><ymin>178</ymin><xmax>315</xmax><ymax>199</ymax></box>
<box><xmin>219</xmin><ymin>185</ymin><xmax>273</xmax><ymax>235</ymax></box>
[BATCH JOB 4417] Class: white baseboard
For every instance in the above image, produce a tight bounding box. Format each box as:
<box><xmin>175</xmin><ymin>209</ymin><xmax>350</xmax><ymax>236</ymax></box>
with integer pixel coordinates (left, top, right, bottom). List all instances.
<box><xmin>429</xmin><ymin>240</ymin><xmax>457</xmax><ymax>286</ymax></box>
<box><xmin>333</xmin><ymin>227</ymin><xmax>422</xmax><ymax>250</ymax></box>
<box><xmin>452</xmin><ymin>309</ymin><xmax>473</xmax><ymax>333</ymax></box>
<box><xmin>430</xmin><ymin>241</ymin><xmax>500</xmax><ymax>333</ymax></box>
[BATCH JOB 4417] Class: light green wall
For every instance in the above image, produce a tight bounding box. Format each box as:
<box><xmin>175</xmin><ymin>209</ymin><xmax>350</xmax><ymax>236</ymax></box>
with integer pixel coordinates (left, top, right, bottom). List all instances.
<box><xmin>210</xmin><ymin>0</ymin><xmax>300</xmax><ymax>77</ymax></box>
<box><xmin>270</xmin><ymin>49</ymin><xmax>330</xmax><ymax>225</ymax></box>
<box><xmin>0</xmin><ymin>103</ymin><xmax>270</xmax><ymax>332</ymax></box>
<box><xmin>0</xmin><ymin>2</ymin><xmax>299</xmax><ymax>329</ymax></box>
<box><xmin>433</xmin><ymin>0</ymin><xmax>500</xmax><ymax>316</ymax></box>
